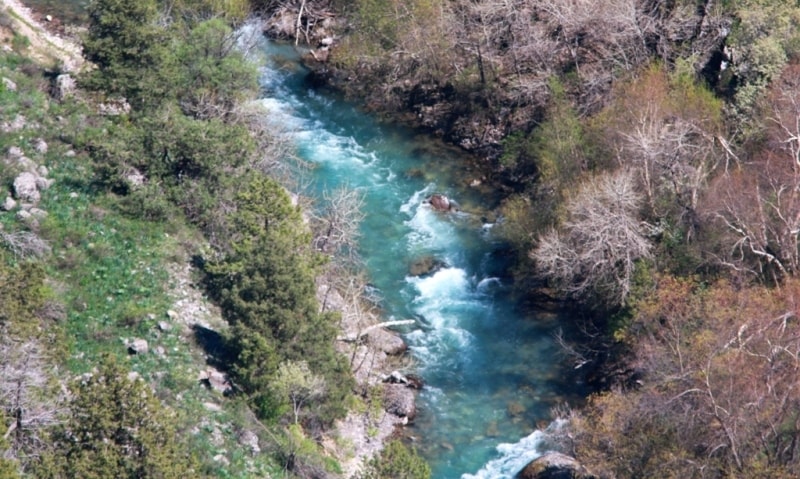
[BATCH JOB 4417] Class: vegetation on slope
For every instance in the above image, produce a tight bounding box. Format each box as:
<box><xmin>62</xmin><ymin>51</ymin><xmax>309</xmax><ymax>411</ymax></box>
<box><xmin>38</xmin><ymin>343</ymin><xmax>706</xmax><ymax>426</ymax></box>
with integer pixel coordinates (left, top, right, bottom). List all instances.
<box><xmin>260</xmin><ymin>0</ymin><xmax>800</xmax><ymax>476</ymax></box>
<box><xmin>0</xmin><ymin>0</ymin><xmax>430</xmax><ymax>477</ymax></box>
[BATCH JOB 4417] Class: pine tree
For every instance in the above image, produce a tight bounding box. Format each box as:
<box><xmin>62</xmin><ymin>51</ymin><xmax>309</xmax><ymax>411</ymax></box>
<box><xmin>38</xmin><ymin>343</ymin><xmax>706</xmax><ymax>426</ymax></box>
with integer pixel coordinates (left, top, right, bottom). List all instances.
<box><xmin>37</xmin><ymin>355</ymin><xmax>198</xmax><ymax>479</ymax></box>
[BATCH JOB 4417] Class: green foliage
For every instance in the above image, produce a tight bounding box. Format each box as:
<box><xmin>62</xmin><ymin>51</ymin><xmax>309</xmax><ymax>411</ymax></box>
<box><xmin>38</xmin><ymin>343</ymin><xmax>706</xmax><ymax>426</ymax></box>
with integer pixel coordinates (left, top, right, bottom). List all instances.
<box><xmin>172</xmin><ymin>18</ymin><xmax>259</xmax><ymax>119</ymax></box>
<box><xmin>358</xmin><ymin>440</ymin><xmax>431</xmax><ymax>479</ymax></box>
<box><xmin>0</xmin><ymin>253</ymin><xmax>46</xmax><ymax>338</ymax></box>
<box><xmin>82</xmin><ymin>0</ymin><xmax>169</xmax><ymax>106</ymax></box>
<box><xmin>37</xmin><ymin>355</ymin><xmax>200</xmax><ymax>479</ymax></box>
<box><xmin>205</xmin><ymin>175</ymin><xmax>353</xmax><ymax>424</ymax></box>
<box><xmin>0</xmin><ymin>413</ymin><xmax>20</xmax><ymax>479</ymax></box>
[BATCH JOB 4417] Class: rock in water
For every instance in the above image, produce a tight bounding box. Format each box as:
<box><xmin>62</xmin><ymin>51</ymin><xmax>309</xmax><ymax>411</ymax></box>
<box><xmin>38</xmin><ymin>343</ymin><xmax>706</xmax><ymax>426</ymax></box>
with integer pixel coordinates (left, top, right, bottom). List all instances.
<box><xmin>384</xmin><ymin>383</ymin><xmax>417</xmax><ymax>421</ymax></box>
<box><xmin>427</xmin><ymin>193</ymin><xmax>451</xmax><ymax>211</ymax></box>
<box><xmin>516</xmin><ymin>452</ymin><xmax>597</xmax><ymax>479</ymax></box>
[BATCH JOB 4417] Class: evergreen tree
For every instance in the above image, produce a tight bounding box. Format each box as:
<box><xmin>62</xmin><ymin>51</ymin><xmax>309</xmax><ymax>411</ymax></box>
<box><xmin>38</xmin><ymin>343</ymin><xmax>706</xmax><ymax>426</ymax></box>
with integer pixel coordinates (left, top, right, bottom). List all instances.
<box><xmin>206</xmin><ymin>175</ymin><xmax>353</xmax><ymax>423</ymax></box>
<box><xmin>82</xmin><ymin>0</ymin><xmax>170</xmax><ymax>107</ymax></box>
<box><xmin>38</xmin><ymin>355</ymin><xmax>198</xmax><ymax>479</ymax></box>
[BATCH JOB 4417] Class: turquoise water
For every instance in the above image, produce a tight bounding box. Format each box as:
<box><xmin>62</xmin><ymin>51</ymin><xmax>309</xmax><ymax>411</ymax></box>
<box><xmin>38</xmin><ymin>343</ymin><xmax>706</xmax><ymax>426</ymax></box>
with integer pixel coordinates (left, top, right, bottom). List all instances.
<box><xmin>258</xmin><ymin>39</ymin><xmax>586</xmax><ymax>478</ymax></box>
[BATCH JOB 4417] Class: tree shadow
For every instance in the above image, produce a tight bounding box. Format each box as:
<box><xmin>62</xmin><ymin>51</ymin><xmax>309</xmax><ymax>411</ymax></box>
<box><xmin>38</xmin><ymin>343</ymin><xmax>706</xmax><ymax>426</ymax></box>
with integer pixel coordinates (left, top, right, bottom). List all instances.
<box><xmin>191</xmin><ymin>324</ymin><xmax>235</xmax><ymax>371</ymax></box>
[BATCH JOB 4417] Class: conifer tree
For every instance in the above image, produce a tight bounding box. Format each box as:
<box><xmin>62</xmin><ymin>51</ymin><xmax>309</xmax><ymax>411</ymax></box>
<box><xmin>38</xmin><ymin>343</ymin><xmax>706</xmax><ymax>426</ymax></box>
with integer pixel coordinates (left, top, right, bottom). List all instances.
<box><xmin>38</xmin><ymin>355</ymin><xmax>198</xmax><ymax>479</ymax></box>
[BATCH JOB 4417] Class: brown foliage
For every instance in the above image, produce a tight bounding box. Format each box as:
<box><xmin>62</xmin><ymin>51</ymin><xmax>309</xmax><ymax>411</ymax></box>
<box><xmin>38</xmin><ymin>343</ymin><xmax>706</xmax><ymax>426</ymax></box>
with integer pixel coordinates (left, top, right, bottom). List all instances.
<box><xmin>568</xmin><ymin>276</ymin><xmax>800</xmax><ymax>478</ymax></box>
<box><xmin>705</xmin><ymin>64</ymin><xmax>800</xmax><ymax>280</ymax></box>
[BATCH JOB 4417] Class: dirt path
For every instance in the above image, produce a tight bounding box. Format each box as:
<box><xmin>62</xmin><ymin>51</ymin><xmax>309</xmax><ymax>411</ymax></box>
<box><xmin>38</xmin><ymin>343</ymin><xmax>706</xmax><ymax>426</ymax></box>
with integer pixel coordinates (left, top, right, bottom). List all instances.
<box><xmin>1</xmin><ymin>0</ymin><xmax>83</xmax><ymax>70</ymax></box>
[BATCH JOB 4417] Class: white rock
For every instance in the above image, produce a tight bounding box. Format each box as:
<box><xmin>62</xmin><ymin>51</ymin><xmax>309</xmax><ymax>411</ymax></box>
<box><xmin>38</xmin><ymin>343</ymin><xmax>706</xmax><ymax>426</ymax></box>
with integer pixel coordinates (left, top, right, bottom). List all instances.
<box><xmin>34</xmin><ymin>176</ymin><xmax>50</xmax><ymax>191</ymax></box>
<box><xmin>2</xmin><ymin>77</ymin><xmax>16</xmax><ymax>92</ymax></box>
<box><xmin>68</xmin><ymin>192</ymin><xmax>79</xmax><ymax>199</ymax></box>
<box><xmin>38</xmin><ymin>165</ymin><xmax>49</xmax><ymax>177</ymax></box>
<box><xmin>2</xmin><ymin>197</ymin><xmax>17</xmax><ymax>211</ymax></box>
<box><xmin>13</xmin><ymin>172</ymin><xmax>39</xmax><ymax>203</ymax></box>
<box><xmin>29</xmin><ymin>208</ymin><xmax>48</xmax><ymax>219</ymax></box>
<box><xmin>128</xmin><ymin>338</ymin><xmax>149</xmax><ymax>355</ymax></box>
<box><xmin>7</xmin><ymin>146</ymin><xmax>23</xmax><ymax>158</ymax></box>
<box><xmin>54</xmin><ymin>74</ymin><xmax>76</xmax><ymax>101</ymax></box>
<box><xmin>34</xmin><ymin>139</ymin><xmax>48</xmax><ymax>154</ymax></box>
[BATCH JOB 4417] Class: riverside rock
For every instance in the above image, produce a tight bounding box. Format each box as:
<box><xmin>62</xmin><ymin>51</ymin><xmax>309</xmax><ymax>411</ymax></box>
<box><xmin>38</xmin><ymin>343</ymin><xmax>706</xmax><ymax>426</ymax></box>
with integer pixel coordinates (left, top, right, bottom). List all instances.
<box><xmin>517</xmin><ymin>452</ymin><xmax>596</xmax><ymax>479</ymax></box>
<box><xmin>383</xmin><ymin>383</ymin><xmax>417</xmax><ymax>421</ymax></box>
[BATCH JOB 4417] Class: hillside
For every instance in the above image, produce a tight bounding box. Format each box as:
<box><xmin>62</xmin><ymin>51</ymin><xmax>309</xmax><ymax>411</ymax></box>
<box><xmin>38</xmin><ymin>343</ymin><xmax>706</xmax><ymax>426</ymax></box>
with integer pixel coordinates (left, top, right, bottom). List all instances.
<box><xmin>0</xmin><ymin>1</ymin><xmax>427</xmax><ymax>478</ymax></box>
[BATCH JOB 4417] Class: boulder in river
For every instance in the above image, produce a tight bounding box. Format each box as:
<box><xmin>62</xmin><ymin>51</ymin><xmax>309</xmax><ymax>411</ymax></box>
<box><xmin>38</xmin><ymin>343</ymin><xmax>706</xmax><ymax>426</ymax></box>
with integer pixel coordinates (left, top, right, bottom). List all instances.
<box><xmin>425</xmin><ymin>193</ymin><xmax>459</xmax><ymax>212</ymax></box>
<box><xmin>408</xmin><ymin>255</ymin><xmax>447</xmax><ymax>277</ymax></box>
<box><xmin>384</xmin><ymin>383</ymin><xmax>417</xmax><ymax>421</ymax></box>
<box><xmin>516</xmin><ymin>452</ymin><xmax>597</xmax><ymax>479</ymax></box>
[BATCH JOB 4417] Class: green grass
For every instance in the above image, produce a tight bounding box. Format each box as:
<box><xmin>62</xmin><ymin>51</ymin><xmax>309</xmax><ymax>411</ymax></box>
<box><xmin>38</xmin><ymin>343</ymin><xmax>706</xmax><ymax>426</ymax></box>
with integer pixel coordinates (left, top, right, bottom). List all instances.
<box><xmin>0</xmin><ymin>60</ymin><xmax>283</xmax><ymax>477</ymax></box>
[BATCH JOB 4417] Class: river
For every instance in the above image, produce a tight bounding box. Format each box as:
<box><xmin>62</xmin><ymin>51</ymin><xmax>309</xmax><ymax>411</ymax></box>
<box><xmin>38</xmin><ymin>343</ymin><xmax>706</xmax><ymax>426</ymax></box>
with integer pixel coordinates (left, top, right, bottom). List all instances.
<box><xmin>20</xmin><ymin>0</ymin><xmax>583</xmax><ymax>475</ymax></box>
<box><xmin>257</xmin><ymin>41</ymin><xmax>588</xmax><ymax>478</ymax></box>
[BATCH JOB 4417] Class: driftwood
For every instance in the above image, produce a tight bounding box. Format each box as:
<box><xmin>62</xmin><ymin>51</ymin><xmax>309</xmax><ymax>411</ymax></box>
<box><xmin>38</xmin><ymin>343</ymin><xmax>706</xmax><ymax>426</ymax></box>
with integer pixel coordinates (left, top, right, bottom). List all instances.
<box><xmin>337</xmin><ymin>320</ymin><xmax>415</xmax><ymax>343</ymax></box>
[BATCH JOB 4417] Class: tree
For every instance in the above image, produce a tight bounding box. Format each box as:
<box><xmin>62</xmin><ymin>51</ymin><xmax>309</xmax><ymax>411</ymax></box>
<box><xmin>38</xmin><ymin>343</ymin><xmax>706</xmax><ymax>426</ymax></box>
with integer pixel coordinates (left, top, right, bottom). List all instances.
<box><xmin>565</xmin><ymin>276</ymin><xmax>800</xmax><ymax>478</ymax></box>
<box><xmin>37</xmin><ymin>355</ymin><xmax>198</xmax><ymax>479</ymax></box>
<box><xmin>358</xmin><ymin>440</ymin><xmax>430</xmax><ymax>479</ymax></box>
<box><xmin>271</xmin><ymin>361</ymin><xmax>326</xmax><ymax>425</ymax></box>
<box><xmin>531</xmin><ymin>170</ymin><xmax>652</xmax><ymax>306</ymax></box>
<box><xmin>706</xmin><ymin>64</ymin><xmax>800</xmax><ymax>280</ymax></box>
<box><xmin>0</xmin><ymin>412</ymin><xmax>20</xmax><ymax>479</ymax></box>
<box><xmin>205</xmin><ymin>174</ymin><xmax>353</xmax><ymax>423</ymax></box>
<box><xmin>82</xmin><ymin>0</ymin><xmax>169</xmax><ymax>107</ymax></box>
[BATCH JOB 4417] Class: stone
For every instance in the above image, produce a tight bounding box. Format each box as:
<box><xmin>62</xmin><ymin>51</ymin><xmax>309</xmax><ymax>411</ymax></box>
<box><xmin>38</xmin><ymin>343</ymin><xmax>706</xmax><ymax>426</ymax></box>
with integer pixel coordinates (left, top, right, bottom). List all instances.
<box><xmin>427</xmin><ymin>193</ymin><xmax>451</xmax><ymax>211</ymax></box>
<box><xmin>15</xmin><ymin>209</ymin><xmax>32</xmax><ymax>222</ymax></box>
<box><xmin>2</xmin><ymin>114</ymin><xmax>26</xmax><ymax>133</ymax></box>
<box><xmin>128</xmin><ymin>338</ymin><xmax>149</xmax><ymax>355</ymax></box>
<box><xmin>45</xmin><ymin>14</ymin><xmax>52</xmax><ymax>22</ymax></box>
<box><xmin>33</xmin><ymin>138</ymin><xmax>48</xmax><ymax>154</ymax></box>
<box><xmin>516</xmin><ymin>452</ymin><xmax>596</xmax><ymax>479</ymax></box>
<box><xmin>200</xmin><ymin>368</ymin><xmax>231</xmax><ymax>394</ymax></box>
<box><xmin>212</xmin><ymin>454</ymin><xmax>229</xmax><ymax>467</ymax></box>
<box><xmin>13</xmin><ymin>172</ymin><xmax>40</xmax><ymax>203</ymax></box>
<box><xmin>37</xmin><ymin>165</ymin><xmax>49</xmax><ymax>177</ymax></box>
<box><xmin>127</xmin><ymin>371</ymin><xmax>140</xmax><ymax>381</ymax></box>
<box><xmin>68</xmin><ymin>192</ymin><xmax>78</xmax><ymax>199</ymax></box>
<box><xmin>239</xmin><ymin>430</ymin><xmax>261</xmax><ymax>454</ymax></box>
<box><xmin>369</xmin><ymin>328</ymin><xmax>408</xmax><ymax>355</ymax></box>
<box><xmin>7</xmin><ymin>146</ymin><xmax>23</xmax><ymax>159</ymax></box>
<box><xmin>54</xmin><ymin>74</ymin><xmax>76</xmax><ymax>101</ymax></box>
<box><xmin>157</xmin><ymin>321</ymin><xmax>171</xmax><ymax>332</ymax></box>
<box><xmin>35</xmin><ymin>177</ymin><xmax>54</xmax><ymax>191</ymax></box>
<box><xmin>167</xmin><ymin>309</ymin><xmax>179</xmax><ymax>319</ymax></box>
<box><xmin>2</xmin><ymin>77</ymin><xmax>16</xmax><ymax>92</ymax></box>
<box><xmin>2</xmin><ymin>196</ymin><xmax>17</xmax><ymax>211</ymax></box>
<box><xmin>408</xmin><ymin>255</ymin><xmax>446</xmax><ymax>277</ymax></box>
<box><xmin>203</xmin><ymin>402</ymin><xmax>222</xmax><ymax>412</ymax></box>
<box><xmin>29</xmin><ymin>208</ymin><xmax>48</xmax><ymax>219</ymax></box>
<box><xmin>383</xmin><ymin>383</ymin><xmax>417</xmax><ymax>421</ymax></box>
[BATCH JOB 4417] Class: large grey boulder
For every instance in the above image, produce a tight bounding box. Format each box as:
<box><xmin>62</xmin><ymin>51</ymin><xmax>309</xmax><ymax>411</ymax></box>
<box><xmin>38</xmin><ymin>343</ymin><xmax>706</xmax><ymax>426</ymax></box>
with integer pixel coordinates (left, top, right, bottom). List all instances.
<box><xmin>517</xmin><ymin>452</ymin><xmax>597</xmax><ymax>479</ymax></box>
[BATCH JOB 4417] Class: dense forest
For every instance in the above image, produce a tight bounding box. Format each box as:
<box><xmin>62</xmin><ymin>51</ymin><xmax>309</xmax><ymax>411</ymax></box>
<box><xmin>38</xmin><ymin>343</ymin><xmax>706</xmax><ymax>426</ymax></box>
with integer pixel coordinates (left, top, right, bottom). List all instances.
<box><xmin>3</xmin><ymin>0</ymin><xmax>800</xmax><ymax>478</ymax></box>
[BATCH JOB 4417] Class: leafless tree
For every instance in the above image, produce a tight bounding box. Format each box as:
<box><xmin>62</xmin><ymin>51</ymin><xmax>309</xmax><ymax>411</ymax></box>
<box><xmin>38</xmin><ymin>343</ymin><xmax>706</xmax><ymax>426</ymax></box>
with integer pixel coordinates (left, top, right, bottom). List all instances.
<box><xmin>0</xmin><ymin>334</ymin><xmax>63</xmax><ymax>462</ymax></box>
<box><xmin>707</xmin><ymin>65</ymin><xmax>800</xmax><ymax>280</ymax></box>
<box><xmin>531</xmin><ymin>170</ymin><xmax>652</xmax><ymax>305</ymax></box>
<box><xmin>1</xmin><ymin>232</ymin><xmax>50</xmax><ymax>259</ymax></box>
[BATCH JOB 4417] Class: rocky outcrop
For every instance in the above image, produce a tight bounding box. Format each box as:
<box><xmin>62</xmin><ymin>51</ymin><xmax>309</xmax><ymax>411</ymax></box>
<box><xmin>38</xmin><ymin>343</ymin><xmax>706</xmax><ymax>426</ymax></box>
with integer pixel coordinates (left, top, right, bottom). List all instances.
<box><xmin>517</xmin><ymin>452</ymin><xmax>596</xmax><ymax>479</ymax></box>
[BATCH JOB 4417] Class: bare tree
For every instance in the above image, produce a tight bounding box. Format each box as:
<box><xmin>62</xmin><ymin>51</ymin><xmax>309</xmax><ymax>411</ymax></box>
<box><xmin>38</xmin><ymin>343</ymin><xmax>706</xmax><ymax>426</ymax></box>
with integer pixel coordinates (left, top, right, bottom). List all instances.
<box><xmin>531</xmin><ymin>170</ymin><xmax>652</xmax><ymax>305</ymax></box>
<box><xmin>707</xmin><ymin>64</ymin><xmax>800</xmax><ymax>279</ymax></box>
<box><xmin>0</xmin><ymin>334</ymin><xmax>63</xmax><ymax>462</ymax></box>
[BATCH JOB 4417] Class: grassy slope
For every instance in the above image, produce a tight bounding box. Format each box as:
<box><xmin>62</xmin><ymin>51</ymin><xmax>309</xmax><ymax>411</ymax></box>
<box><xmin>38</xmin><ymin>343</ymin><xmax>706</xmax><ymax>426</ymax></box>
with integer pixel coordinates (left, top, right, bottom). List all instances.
<box><xmin>0</xmin><ymin>18</ymin><xmax>282</xmax><ymax>479</ymax></box>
